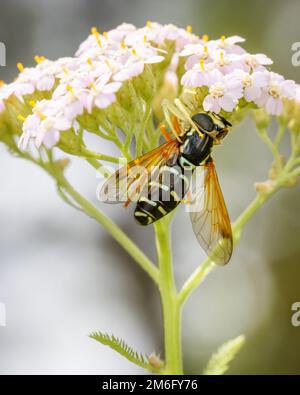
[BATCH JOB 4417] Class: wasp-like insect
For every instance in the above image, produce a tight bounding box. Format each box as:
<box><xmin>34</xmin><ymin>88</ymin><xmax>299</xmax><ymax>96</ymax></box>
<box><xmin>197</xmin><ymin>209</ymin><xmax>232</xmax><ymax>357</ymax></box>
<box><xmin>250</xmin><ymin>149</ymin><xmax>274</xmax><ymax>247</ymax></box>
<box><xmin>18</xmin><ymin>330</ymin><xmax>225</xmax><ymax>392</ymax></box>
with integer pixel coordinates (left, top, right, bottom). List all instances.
<box><xmin>100</xmin><ymin>100</ymin><xmax>233</xmax><ymax>265</ymax></box>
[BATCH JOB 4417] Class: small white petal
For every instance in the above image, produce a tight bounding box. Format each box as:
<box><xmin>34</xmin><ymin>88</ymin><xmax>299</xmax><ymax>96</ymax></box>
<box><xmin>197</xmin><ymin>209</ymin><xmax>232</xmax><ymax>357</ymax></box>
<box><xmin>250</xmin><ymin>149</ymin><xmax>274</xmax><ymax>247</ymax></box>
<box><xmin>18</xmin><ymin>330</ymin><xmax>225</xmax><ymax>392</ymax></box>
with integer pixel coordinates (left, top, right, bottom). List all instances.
<box><xmin>219</xmin><ymin>94</ymin><xmax>237</xmax><ymax>112</ymax></box>
<box><xmin>43</xmin><ymin>129</ymin><xmax>60</xmax><ymax>148</ymax></box>
<box><xmin>203</xmin><ymin>95</ymin><xmax>221</xmax><ymax>113</ymax></box>
<box><xmin>244</xmin><ymin>86</ymin><xmax>261</xmax><ymax>101</ymax></box>
<box><xmin>95</xmin><ymin>93</ymin><xmax>116</xmax><ymax>108</ymax></box>
<box><xmin>101</xmin><ymin>82</ymin><xmax>122</xmax><ymax>94</ymax></box>
<box><xmin>281</xmin><ymin>80</ymin><xmax>296</xmax><ymax>98</ymax></box>
<box><xmin>265</xmin><ymin>96</ymin><xmax>283</xmax><ymax>115</ymax></box>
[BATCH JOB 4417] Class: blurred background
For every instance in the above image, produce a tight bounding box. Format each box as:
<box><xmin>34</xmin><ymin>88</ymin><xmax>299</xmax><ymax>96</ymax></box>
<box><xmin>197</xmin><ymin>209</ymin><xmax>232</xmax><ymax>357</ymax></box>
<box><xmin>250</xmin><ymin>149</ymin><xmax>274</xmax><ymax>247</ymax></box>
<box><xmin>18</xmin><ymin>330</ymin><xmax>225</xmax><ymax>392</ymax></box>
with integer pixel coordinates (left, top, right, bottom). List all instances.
<box><xmin>0</xmin><ymin>0</ymin><xmax>300</xmax><ymax>374</ymax></box>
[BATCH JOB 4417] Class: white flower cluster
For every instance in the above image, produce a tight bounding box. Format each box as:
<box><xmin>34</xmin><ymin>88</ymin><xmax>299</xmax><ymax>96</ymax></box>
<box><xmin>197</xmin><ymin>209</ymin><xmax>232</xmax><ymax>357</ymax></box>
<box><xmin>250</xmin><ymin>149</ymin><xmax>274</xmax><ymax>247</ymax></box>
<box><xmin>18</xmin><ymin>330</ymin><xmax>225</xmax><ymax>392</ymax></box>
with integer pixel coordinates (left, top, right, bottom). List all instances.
<box><xmin>12</xmin><ymin>22</ymin><xmax>198</xmax><ymax>149</ymax></box>
<box><xmin>0</xmin><ymin>22</ymin><xmax>299</xmax><ymax>150</ymax></box>
<box><xmin>180</xmin><ymin>36</ymin><xmax>297</xmax><ymax>115</ymax></box>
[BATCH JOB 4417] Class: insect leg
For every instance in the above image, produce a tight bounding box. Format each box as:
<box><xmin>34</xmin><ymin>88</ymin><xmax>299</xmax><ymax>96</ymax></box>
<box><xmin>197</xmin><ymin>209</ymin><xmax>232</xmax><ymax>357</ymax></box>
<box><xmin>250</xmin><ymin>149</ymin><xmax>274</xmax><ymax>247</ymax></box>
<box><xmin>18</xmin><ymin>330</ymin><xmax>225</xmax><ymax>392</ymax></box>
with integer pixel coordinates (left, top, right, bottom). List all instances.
<box><xmin>158</xmin><ymin>123</ymin><xmax>172</xmax><ymax>141</ymax></box>
<box><xmin>174</xmin><ymin>98</ymin><xmax>204</xmax><ymax>138</ymax></box>
<box><xmin>162</xmin><ymin>99</ymin><xmax>183</xmax><ymax>142</ymax></box>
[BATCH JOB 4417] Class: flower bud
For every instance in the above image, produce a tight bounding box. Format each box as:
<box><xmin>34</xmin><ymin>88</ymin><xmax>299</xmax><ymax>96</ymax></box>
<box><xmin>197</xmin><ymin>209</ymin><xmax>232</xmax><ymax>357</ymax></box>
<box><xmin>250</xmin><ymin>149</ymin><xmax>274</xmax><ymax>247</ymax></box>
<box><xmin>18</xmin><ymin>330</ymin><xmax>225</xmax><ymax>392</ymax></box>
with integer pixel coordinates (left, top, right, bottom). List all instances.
<box><xmin>253</xmin><ymin>108</ymin><xmax>271</xmax><ymax>130</ymax></box>
<box><xmin>255</xmin><ymin>180</ymin><xmax>274</xmax><ymax>195</ymax></box>
<box><xmin>279</xmin><ymin>97</ymin><xmax>295</xmax><ymax>124</ymax></box>
<box><xmin>268</xmin><ymin>156</ymin><xmax>285</xmax><ymax>179</ymax></box>
<box><xmin>55</xmin><ymin>158</ymin><xmax>70</xmax><ymax>171</ymax></box>
<box><xmin>133</xmin><ymin>65</ymin><xmax>156</xmax><ymax>102</ymax></box>
<box><xmin>77</xmin><ymin>111</ymin><xmax>102</xmax><ymax>133</ymax></box>
<box><xmin>116</xmin><ymin>82</ymin><xmax>138</xmax><ymax>113</ymax></box>
<box><xmin>288</xmin><ymin>100</ymin><xmax>300</xmax><ymax>133</ymax></box>
<box><xmin>148</xmin><ymin>353</ymin><xmax>164</xmax><ymax>372</ymax></box>
<box><xmin>153</xmin><ymin>71</ymin><xmax>178</xmax><ymax>121</ymax></box>
<box><xmin>58</xmin><ymin>129</ymin><xmax>82</xmax><ymax>155</ymax></box>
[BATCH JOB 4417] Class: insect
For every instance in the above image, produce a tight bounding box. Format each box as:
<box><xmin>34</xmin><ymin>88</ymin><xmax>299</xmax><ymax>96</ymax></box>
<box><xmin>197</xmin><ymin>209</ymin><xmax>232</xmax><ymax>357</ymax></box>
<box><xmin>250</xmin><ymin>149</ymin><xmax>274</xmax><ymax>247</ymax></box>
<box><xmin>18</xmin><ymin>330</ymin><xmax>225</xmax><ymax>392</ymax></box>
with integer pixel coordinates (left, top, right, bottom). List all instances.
<box><xmin>100</xmin><ymin>100</ymin><xmax>233</xmax><ymax>265</ymax></box>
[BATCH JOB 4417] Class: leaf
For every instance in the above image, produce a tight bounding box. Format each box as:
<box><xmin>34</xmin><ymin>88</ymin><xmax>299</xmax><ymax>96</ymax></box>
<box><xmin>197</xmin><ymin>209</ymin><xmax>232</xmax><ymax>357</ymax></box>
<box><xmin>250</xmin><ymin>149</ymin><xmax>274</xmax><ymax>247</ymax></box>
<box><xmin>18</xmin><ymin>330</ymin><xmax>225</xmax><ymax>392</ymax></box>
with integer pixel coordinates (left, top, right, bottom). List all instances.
<box><xmin>203</xmin><ymin>335</ymin><xmax>245</xmax><ymax>375</ymax></box>
<box><xmin>89</xmin><ymin>332</ymin><xmax>163</xmax><ymax>373</ymax></box>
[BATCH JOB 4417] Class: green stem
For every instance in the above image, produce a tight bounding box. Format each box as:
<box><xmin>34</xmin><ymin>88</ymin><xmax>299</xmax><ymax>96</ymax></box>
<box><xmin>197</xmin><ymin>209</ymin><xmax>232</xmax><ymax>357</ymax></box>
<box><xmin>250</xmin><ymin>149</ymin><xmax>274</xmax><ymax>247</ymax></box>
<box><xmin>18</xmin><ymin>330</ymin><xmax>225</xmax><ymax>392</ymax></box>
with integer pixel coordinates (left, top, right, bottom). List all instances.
<box><xmin>257</xmin><ymin>127</ymin><xmax>281</xmax><ymax>165</ymax></box>
<box><xmin>85</xmin><ymin>158</ymin><xmax>103</xmax><ymax>170</ymax></box>
<box><xmin>291</xmin><ymin>167</ymin><xmax>300</xmax><ymax>177</ymax></box>
<box><xmin>154</xmin><ymin>216</ymin><xmax>183</xmax><ymax>374</ymax></box>
<box><xmin>178</xmin><ymin>190</ymin><xmax>274</xmax><ymax>307</ymax></box>
<box><xmin>43</xmin><ymin>163</ymin><xmax>160</xmax><ymax>285</ymax></box>
<box><xmin>147</xmin><ymin>113</ymin><xmax>160</xmax><ymax>150</ymax></box>
<box><xmin>274</xmin><ymin>122</ymin><xmax>286</xmax><ymax>148</ymax></box>
<box><xmin>232</xmin><ymin>193</ymin><xmax>266</xmax><ymax>243</ymax></box>
<box><xmin>284</xmin><ymin>131</ymin><xmax>299</xmax><ymax>172</ymax></box>
<box><xmin>177</xmin><ymin>256</ymin><xmax>215</xmax><ymax>307</ymax></box>
<box><xmin>136</xmin><ymin>102</ymin><xmax>152</xmax><ymax>156</ymax></box>
<box><xmin>81</xmin><ymin>147</ymin><xmax>122</xmax><ymax>164</ymax></box>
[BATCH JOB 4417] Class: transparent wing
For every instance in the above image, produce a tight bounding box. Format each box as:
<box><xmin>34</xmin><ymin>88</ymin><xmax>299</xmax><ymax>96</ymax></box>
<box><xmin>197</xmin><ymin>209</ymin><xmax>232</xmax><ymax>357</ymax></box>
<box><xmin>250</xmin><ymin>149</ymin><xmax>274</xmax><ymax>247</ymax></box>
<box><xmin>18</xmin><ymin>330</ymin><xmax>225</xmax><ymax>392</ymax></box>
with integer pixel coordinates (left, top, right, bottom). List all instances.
<box><xmin>188</xmin><ymin>158</ymin><xmax>232</xmax><ymax>265</ymax></box>
<box><xmin>99</xmin><ymin>138</ymin><xmax>180</xmax><ymax>204</ymax></box>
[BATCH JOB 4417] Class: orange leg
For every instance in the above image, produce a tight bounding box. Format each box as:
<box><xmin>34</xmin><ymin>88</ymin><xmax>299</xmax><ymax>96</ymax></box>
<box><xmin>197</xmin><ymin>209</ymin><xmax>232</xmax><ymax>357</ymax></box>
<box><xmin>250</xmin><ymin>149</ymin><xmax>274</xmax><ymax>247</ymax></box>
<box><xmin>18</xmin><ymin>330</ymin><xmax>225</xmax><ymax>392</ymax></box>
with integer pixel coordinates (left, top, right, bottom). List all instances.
<box><xmin>159</xmin><ymin>123</ymin><xmax>172</xmax><ymax>141</ymax></box>
<box><xmin>171</xmin><ymin>115</ymin><xmax>182</xmax><ymax>137</ymax></box>
<box><xmin>123</xmin><ymin>199</ymin><xmax>131</xmax><ymax>208</ymax></box>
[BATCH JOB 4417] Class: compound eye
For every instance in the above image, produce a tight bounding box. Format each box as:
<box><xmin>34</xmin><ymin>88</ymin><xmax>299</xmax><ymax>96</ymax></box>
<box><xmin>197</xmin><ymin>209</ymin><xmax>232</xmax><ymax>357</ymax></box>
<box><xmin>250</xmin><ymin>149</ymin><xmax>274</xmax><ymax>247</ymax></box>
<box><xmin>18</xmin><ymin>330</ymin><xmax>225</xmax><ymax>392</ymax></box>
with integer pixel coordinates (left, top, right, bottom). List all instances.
<box><xmin>214</xmin><ymin>124</ymin><xmax>224</xmax><ymax>132</ymax></box>
<box><xmin>191</xmin><ymin>113</ymin><xmax>214</xmax><ymax>133</ymax></box>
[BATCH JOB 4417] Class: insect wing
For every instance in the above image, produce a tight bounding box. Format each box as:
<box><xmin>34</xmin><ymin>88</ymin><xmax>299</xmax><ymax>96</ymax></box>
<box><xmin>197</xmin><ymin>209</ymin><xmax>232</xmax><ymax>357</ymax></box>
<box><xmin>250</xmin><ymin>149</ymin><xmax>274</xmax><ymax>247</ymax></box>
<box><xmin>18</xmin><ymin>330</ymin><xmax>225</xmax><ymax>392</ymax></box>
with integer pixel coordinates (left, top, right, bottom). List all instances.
<box><xmin>188</xmin><ymin>159</ymin><xmax>232</xmax><ymax>265</ymax></box>
<box><xmin>99</xmin><ymin>138</ymin><xmax>180</xmax><ymax>204</ymax></box>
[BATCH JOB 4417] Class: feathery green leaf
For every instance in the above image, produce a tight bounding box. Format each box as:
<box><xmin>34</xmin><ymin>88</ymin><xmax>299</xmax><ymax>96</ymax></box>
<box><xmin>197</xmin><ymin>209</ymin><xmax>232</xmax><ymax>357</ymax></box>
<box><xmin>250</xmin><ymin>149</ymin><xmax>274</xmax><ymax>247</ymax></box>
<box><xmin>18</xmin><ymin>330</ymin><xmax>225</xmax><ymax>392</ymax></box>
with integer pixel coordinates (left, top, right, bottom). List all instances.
<box><xmin>89</xmin><ymin>331</ymin><xmax>163</xmax><ymax>372</ymax></box>
<box><xmin>203</xmin><ymin>334</ymin><xmax>245</xmax><ymax>375</ymax></box>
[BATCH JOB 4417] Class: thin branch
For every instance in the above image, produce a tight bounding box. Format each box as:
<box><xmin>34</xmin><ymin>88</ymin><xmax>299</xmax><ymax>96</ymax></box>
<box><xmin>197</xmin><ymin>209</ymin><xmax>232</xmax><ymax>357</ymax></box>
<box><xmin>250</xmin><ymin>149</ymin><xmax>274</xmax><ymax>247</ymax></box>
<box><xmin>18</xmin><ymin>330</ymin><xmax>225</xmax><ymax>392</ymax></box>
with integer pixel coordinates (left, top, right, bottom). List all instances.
<box><xmin>49</xmin><ymin>167</ymin><xmax>160</xmax><ymax>285</ymax></box>
<box><xmin>178</xmin><ymin>192</ymin><xmax>272</xmax><ymax>306</ymax></box>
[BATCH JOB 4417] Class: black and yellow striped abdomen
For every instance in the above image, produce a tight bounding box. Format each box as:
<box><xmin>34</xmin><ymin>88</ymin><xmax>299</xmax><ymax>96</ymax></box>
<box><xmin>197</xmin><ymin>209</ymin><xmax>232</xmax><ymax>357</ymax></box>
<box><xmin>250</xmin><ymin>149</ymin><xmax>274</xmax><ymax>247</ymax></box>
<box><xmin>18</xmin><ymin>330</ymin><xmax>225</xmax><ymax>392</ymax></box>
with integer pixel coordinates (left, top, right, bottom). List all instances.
<box><xmin>134</xmin><ymin>161</ymin><xmax>193</xmax><ymax>225</ymax></box>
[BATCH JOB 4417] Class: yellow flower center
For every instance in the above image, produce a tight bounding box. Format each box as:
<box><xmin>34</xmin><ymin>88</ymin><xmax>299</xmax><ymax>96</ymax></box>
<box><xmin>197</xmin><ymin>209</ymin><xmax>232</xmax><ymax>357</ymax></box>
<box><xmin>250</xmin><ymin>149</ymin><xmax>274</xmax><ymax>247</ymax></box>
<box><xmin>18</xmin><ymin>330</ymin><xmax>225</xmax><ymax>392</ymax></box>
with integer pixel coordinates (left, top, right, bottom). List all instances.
<box><xmin>91</xmin><ymin>26</ymin><xmax>102</xmax><ymax>48</ymax></box>
<box><xmin>245</xmin><ymin>55</ymin><xmax>258</xmax><ymax>69</ymax></box>
<box><xmin>199</xmin><ymin>59</ymin><xmax>205</xmax><ymax>71</ymax></box>
<box><xmin>210</xmin><ymin>82</ymin><xmax>225</xmax><ymax>98</ymax></box>
<box><xmin>216</xmin><ymin>51</ymin><xmax>228</xmax><ymax>67</ymax></box>
<box><xmin>66</xmin><ymin>85</ymin><xmax>74</xmax><ymax>94</ymax></box>
<box><xmin>30</xmin><ymin>101</ymin><xmax>47</xmax><ymax>120</ymax></box>
<box><xmin>17</xmin><ymin>62</ymin><xmax>24</xmax><ymax>72</ymax></box>
<box><xmin>219</xmin><ymin>35</ymin><xmax>226</xmax><ymax>48</ymax></box>
<box><xmin>89</xmin><ymin>82</ymin><xmax>98</xmax><ymax>93</ymax></box>
<box><xmin>268</xmin><ymin>82</ymin><xmax>280</xmax><ymax>98</ymax></box>
<box><xmin>17</xmin><ymin>114</ymin><xmax>26</xmax><ymax>122</ymax></box>
<box><xmin>34</xmin><ymin>55</ymin><xmax>46</xmax><ymax>64</ymax></box>
<box><xmin>42</xmin><ymin>118</ymin><xmax>54</xmax><ymax>131</ymax></box>
<box><xmin>200</xmin><ymin>46</ymin><xmax>209</xmax><ymax>60</ymax></box>
<box><xmin>242</xmin><ymin>75</ymin><xmax>252</xmax><ymax>88</ymax></box>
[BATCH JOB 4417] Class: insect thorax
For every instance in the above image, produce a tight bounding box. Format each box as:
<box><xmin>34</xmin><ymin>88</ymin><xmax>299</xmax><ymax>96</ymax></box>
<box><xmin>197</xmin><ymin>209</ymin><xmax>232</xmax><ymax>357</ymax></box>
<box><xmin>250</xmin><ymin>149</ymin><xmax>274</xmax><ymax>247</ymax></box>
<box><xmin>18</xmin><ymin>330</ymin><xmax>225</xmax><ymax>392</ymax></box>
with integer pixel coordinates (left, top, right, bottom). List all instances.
<box><xmin>180</xmin><ymin>129</ymin><xmax>213</xmax><ymax>166</ymax></box>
